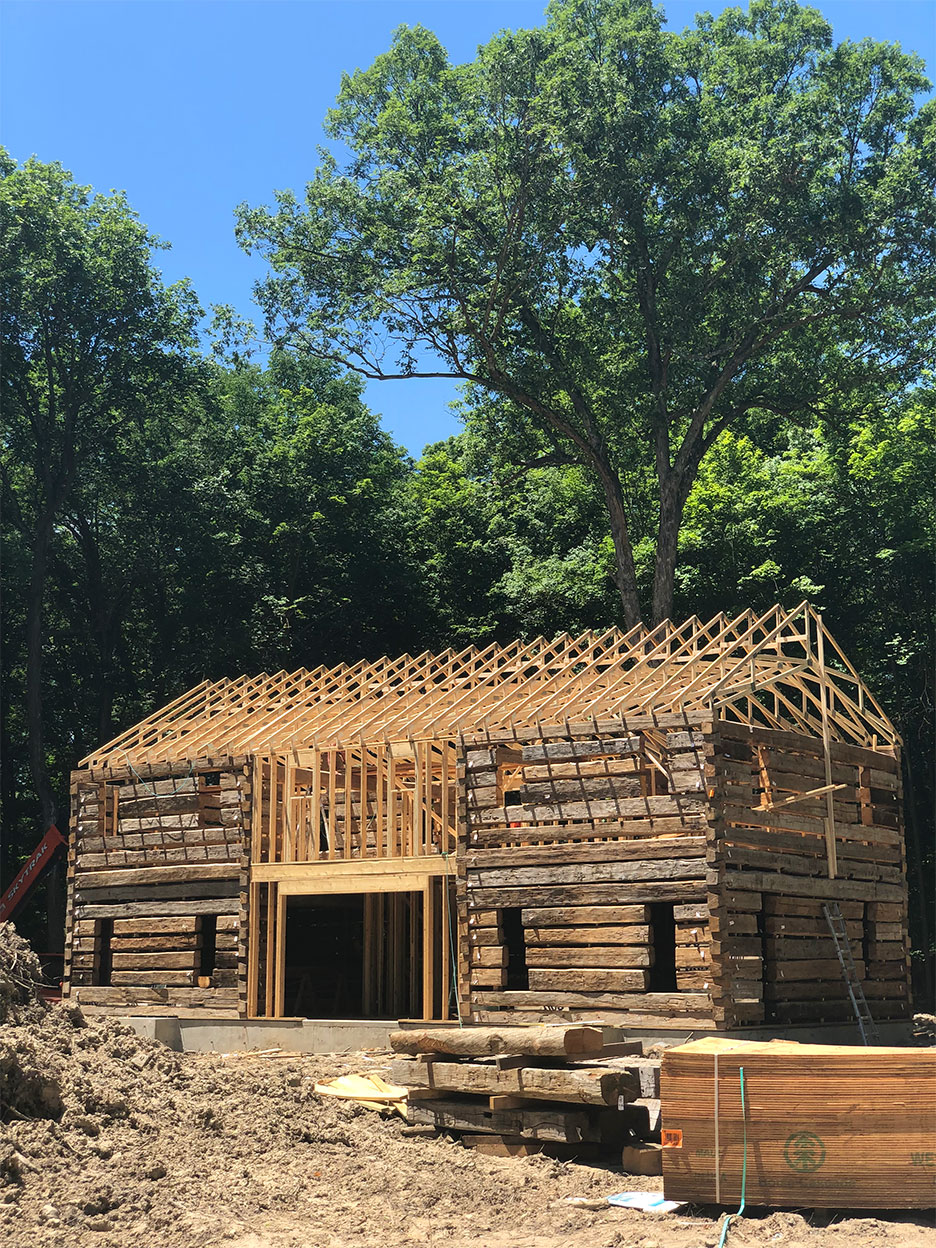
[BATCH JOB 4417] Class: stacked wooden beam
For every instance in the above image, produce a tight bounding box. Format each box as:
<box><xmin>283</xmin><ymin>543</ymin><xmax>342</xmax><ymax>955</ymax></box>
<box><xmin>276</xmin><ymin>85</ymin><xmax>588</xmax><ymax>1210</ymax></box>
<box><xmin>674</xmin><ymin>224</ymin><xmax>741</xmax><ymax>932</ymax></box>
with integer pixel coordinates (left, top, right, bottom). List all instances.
<box><xmin>391</xmin><ymin>1025</ymin><xmax>662</xmax><ymax>1163</ymax></box>
<box><xmin>662</xmin><ymin>1038</ymin><xmax>936</xmax><ymax>1208</ymax></box>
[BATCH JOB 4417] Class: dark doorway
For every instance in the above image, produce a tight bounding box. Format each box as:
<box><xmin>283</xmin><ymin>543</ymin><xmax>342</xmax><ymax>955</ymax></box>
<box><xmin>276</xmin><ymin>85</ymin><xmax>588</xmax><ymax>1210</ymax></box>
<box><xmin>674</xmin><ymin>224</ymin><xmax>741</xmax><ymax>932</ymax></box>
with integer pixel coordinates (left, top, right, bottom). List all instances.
<box><xmin>648</xmin><ymin>902</ymin><xmax>677</xmax><ymax>992</ymax></box>
<box><xmin>501</xmin><ymin>907</ymin><xmax>529</xmax><ymax>989</ymax></box>
<box><xmin>283</xmin><ymin>892</ymin><xmax>423</xmax><ymax>1019</ymax></box>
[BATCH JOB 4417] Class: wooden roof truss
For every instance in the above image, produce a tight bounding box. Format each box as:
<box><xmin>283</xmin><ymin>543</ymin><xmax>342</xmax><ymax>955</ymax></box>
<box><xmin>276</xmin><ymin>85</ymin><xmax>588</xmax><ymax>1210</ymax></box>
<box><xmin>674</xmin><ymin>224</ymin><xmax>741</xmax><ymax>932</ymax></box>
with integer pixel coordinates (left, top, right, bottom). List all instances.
<box><xmin>80</xmin><ymin>602</ymin><xmax>898</xmax><ymax>768</ymax></box>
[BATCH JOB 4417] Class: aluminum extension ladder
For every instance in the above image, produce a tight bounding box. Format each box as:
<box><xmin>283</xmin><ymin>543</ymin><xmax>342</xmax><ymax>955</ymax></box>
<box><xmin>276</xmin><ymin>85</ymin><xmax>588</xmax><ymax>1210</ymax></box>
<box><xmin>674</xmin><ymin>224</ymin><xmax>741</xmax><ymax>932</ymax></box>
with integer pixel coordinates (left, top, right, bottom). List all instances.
<box><xmin>822</xmin><ymin>901</ymin><xmax>880</xmax><ymax>1045</ymax></box>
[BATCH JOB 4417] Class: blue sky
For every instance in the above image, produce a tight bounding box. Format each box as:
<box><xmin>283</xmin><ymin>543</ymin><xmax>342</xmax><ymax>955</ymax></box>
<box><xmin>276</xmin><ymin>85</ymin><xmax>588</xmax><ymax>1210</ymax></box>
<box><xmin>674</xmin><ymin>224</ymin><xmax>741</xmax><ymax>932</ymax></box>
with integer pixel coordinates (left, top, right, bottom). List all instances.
<box><xmin>3</xmin><ymin>0</ymin><xmax>934</xmax><ymax>454</ymax></box>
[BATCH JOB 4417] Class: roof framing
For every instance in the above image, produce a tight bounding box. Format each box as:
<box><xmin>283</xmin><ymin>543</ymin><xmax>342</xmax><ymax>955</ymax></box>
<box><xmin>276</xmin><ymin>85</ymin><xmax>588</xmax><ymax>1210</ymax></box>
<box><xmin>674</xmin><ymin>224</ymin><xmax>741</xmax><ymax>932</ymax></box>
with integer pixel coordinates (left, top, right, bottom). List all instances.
<box><xmin>80</xmin><ymin>603</ymin><xmax>899</xmax><ymax>768</ymax></box>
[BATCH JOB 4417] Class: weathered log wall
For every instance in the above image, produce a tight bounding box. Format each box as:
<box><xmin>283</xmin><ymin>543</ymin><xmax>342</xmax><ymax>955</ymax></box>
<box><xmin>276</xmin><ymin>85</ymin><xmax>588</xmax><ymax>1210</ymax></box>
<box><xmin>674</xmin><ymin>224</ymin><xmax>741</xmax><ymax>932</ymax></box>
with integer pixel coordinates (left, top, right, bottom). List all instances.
<box><xmin>63</xmin><ymin>756</ymin><xmax>251</xmax><ymax>1017</ymax></box>
<box><xmin>459</xmin><ymin>715</ymin><xmax>910</xmax><ymax>1031</ymax></box>
<box><xmin>708</xmin><ymin>721</ymin><xmax>910</xmax><ymax>1027</ymax></box>
<box><xmin>458</xmin><ymin>715</ymin><xmax>718</xmax><ymax>1028</ymax></box>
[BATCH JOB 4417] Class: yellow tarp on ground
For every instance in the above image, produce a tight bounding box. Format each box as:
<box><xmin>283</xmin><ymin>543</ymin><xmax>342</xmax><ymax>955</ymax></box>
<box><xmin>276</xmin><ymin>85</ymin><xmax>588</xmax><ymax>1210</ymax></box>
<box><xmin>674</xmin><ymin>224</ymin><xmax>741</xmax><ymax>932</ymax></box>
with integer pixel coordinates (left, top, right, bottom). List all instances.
<box><xmin>313</xmin><ymin>1073</ymin><xmax>408</xmax><ymax>1115</ymax></box>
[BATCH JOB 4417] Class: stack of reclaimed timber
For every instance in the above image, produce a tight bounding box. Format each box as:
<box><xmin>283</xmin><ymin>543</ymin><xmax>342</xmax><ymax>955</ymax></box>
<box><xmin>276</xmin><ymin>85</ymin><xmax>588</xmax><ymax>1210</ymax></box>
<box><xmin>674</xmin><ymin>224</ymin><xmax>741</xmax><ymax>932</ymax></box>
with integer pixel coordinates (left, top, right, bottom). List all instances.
<box><xmin>391</xmin><ymin>1025</ymin><xmax>662</xmax><ymax>1162</ymax></box>
<box><xmin>662</xmin><ymin>1038</ymin><xmax>936</xmax><ymax>1208</ymax></box>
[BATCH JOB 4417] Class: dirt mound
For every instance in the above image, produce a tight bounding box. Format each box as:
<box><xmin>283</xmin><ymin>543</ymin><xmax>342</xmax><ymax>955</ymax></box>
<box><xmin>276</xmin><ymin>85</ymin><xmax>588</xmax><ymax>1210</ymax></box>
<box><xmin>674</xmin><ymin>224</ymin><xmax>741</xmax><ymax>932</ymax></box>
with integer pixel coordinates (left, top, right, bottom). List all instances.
<box><xmin>0</xmin><ymin>923</ymin><xmax>47</xmax><ymax>1026</ymax></box>
<box><xmin>0</xmin><ymin>930</ymin><xmax>932</xmax><ymax>1248</ymax></box>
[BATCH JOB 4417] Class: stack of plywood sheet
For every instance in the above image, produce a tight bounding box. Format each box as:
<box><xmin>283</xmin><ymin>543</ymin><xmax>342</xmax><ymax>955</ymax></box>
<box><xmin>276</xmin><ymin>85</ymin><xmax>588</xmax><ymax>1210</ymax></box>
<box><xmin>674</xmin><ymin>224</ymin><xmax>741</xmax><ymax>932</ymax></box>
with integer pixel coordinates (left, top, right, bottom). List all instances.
<box><xmin>391</xmin><ymin>1025</ymin><xmax>661</xmax><ymax>1161</ymax></box>
<box><xmin>662</xmin><ymin>1038</ymin><xmax>936</xmax><ymax>1208</ymax></box>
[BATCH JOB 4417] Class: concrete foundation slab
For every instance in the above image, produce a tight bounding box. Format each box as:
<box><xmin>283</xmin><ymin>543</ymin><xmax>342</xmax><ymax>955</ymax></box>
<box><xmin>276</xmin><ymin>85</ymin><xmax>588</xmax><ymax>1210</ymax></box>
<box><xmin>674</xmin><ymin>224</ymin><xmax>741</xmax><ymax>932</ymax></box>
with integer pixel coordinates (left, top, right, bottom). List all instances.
<box><xmin>117</xmin><ymin>1015</ymin><xmax>914</xmax><ymax>1054</ymax></box>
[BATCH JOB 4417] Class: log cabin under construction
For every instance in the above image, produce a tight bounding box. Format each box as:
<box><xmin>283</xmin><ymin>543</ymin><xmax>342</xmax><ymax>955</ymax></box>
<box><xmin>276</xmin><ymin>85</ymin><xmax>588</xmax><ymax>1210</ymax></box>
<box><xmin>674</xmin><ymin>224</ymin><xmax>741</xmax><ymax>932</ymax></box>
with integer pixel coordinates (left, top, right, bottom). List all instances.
<box><xmin>62</xmin><ymin>603</ymin><xmax>912</xmax><ymax>1032</ymax></box>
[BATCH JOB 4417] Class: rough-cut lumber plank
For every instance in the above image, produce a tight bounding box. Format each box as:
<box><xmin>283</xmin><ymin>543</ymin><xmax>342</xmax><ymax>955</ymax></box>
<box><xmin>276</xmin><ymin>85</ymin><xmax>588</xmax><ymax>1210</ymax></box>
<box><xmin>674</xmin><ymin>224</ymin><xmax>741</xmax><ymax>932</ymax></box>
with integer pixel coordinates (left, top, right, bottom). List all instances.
<box><xmin>114</xmin><ymin>814</ymin><xmax>202</xmax><ymax>834</ymax></box>
<box><xmin>474</xmin><ymin>1007</ymin><xmax>718</xmax><ymax>1030</ymax></box>
<box><xmin>469</xmin><ymin>857</ymin><xmax>705</xmax><ymax>889</ymax></box>
<box><xmin>527</xmin><ymin>969</ymin><xmax>649</xmax><ymax>992</ymax></box>
<box><xmin>115</xmin><ymin>793</ymin><xmax>201</xmax><ymax>817</ymax></box>
<box><xmin>471</xmin><ymin>967</ymin><xmax>507</xmax><ymax>988</ymax></box>
<box><xmin>74</xmin><ymin>985</ymin><xmax>238</xmax><ymax>1006</ymax></box>
<box><xmin>467</xmin><ymin>910</ymin><xmax>503</xmax><ymax>927</ymax></box>
<box><xmin>114</xmin><ymin>776</ymin><xmax>199</xmax><ymax>798</ymax></box>
<box><xmin>469</xmin><ymin>815</ymin><xmax>708</xmax><ymax>846</ymax></box>
<box><xmin>406</xmin><ymin>1098</ymin><xmax>601</xmax><ymax>1143</ymax></box>
<box><xmin>389</xmin><ymin>1024</ymin><xmax>605</xmax><ymax>1057</ymax></box>
<box><xmin>472</xmin><ymin>882</ymin><xmax>706</xmax><ymax>908</ymax></box>
<box><xmin>110</xmin><ymin>952</ymin><xmax>199</xmax><ymax>970</ymax></box>
<box><xmin>719</xmin><ymin>868</ymin><xmax>900</xmax><ymax>903</ymax></box>
<box><xmin>477</xmin><ymin>794</ymin><xmax>705</xmax><ymax>826</ymax></box>
<box><xmin>75</xmin><ymin>863</ymin><xmax>240</xmax><ymax>889</ymax></box>
<box><xmin>471</xmin><ymin>947</ymin><xmax>508</xmax><ymax>968</ymax></box>
<box><xmin>525</xmin><ymin>947</ymin><xmax>653</xmax><ymax>970</ymax></box>
<box><xmin>468</xmin><ymin>929</ymin><xmax>506</xmax><ymax>947</ymax></box>
<box><xmin>522</xmin><ymin>758</ymin><xmax>642</xmax><ymax>781</ymax></box>
<box><xmin>110</xmin><ymin>935</ymin><xmax>201</xmax><ymax>953</ymax></box>
<box><xmin>524</xmin><ymin>925</ymin><xmax>651</xmax><ymax>946</ymax></box>
<box><xmin>716</xmin><ymin>721</ymin><xmax>898</xmax><ymax>771</ymax></box>
<box><xmin>474</xmin><ymin>990</ymin><xmax>711</xmax><ymax>1015</ymax></box>
<box><xmin>464</xmin><ymin>837</ymin><xmax>705</xmax><ymax>870</ymax></box>
<box><xmin>521</xmin><ymin>905</ymin><xmax>650</xmax><ymax>927</ymax></box>
<box><xmin>112</xmin><ymin>916</ymin><xmax>202</xmax><ymax>935</ymax></box>
<box><xmin>110</xmin><ymin>970</ymin><xmax>197</xmax><ymax>986</ymax></box>
<box><xmin>75</xmin><ymin>881</ymin><xmax>240</xmax><ymax>904</ymax></box>
<box><xmin>519</xmin><ymin>775</ymin><xmax>643</xmax><ymax>801</ymax></box>
<box><xmin>75</xmin><ymin>899</ymin><xmax>239</xmax><ymax>919</ymax></box>
<box><xmin>78</xmin><ymin>844</ymin><xmax>239</xmax><ymax>869</ymax></box>
<box><xmin>520</xmin><ymin>737</ymin><xmax>641</xmax><ymax>762</ymax></box>
<box><xmin>390</xmin><ymin>1059</ymin><xmax>639</xmax><ymax>1105</ymax></box>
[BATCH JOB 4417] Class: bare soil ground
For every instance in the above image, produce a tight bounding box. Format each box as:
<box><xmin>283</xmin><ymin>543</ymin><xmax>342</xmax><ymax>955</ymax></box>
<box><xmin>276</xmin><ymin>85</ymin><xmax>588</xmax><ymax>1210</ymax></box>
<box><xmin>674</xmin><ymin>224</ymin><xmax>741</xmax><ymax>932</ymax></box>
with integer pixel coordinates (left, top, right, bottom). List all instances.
<box><xmin>1</xmin><ymin>927</ymin><xmax>934</xmax><ymax>1248</ymax></box>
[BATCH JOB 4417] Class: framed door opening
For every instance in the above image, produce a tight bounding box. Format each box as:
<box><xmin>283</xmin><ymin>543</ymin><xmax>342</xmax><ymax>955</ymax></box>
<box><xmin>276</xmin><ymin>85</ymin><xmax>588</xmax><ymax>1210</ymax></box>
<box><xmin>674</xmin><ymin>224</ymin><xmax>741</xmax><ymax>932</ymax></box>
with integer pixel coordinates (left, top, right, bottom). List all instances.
<box><xmin>283</xmin><ymin>891</ymin><xmax>422</xmax><ymax>1019</ymax></box>
<box><xmin>249</xmin><ymin>870</ymin><xmax>457</xmax><ymax>1021</ymax></box>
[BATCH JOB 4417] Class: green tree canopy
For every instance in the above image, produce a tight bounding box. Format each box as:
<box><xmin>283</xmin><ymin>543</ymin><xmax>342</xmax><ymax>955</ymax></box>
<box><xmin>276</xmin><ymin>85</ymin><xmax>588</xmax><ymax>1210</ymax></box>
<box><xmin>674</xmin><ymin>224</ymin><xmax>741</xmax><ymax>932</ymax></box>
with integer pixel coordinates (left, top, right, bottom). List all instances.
<box><xmin>237</xmin><ymin>0</ymin><xmax>935</xmax><ymax>627</ymax></box>
<box><xmin>1</xmin><ymin>151</ymin><xmax>201</xmax><ymax>827</ymax></box>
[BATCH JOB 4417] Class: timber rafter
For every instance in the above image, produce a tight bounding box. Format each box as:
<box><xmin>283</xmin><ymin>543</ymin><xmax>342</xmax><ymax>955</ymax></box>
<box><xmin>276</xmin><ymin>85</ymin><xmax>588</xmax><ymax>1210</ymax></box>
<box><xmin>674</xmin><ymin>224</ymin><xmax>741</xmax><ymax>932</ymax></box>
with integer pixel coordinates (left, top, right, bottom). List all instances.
<box><xmin>80</xmin><ymin>603</ymin><xmax>899</xmax><ymax>767</ymax></box>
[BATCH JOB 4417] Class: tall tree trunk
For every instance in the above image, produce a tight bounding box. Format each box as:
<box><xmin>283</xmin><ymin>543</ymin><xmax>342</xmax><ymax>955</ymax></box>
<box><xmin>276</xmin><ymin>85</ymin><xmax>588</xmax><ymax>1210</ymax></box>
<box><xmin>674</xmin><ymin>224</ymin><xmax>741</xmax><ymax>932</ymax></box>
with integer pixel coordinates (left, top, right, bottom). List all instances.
<box><xmin>593</xmin><ymin>462</ymin><xmax>644</xmax><ymax>628</ymax></box>
<box><xmin>25</xmin><ymin>502</ymin><xmax>58</xmax><ymax>831</ymax></box>
<box><xmin>650</xmin><ymin>470</ymin><xmax>692</xmax><ymax>626</ymax></box>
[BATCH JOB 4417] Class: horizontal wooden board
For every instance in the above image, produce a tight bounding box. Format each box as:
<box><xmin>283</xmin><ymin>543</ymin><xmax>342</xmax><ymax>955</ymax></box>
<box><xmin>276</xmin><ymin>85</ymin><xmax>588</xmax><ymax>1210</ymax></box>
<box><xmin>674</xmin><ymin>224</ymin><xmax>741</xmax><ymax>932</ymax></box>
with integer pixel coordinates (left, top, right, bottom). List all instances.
<box><xmin>471</xmin><ymin>882</ymin><xmax>707</xmax><ymax>908</ymax></box>
<box><xmin>110</xmin><ymin>952</ymin><xmax>199</xmax><ymax>970</ymax></box>
<box><xmin>110</xmin><ymin>970</ymin><xmax>197</xmax><ymax>986</ymax></box>
<box><xmin>524</xmin><ymin>925</ymin><xmax>651</xmax><ymax>946</ymax></box>
<box><xmin>521</xmin><ymin>905</ymin><xmax>650</xmax><ymax>927</ymax></box>
<box><xmin>407</xmin><ymin>1098</ymin><xmax>603</xmax><ymax>1143</ymax></box>
<box><xmin>520</xmin><ymin>737</ymin><xmax>641</xmax><ymax>762</ymax></box>
<box><xmin>465</xmin><ymin>837</ymin><xmax>705</xmax><ymax>871</ymax></box>
<box><xmin>75</xmin><ymin>862</ymin><xmax>240</xmax><ymax>889</ymax></box>
<box><xmin>719</xmin><ymin>869</ymin><xmax>899</xmax><ymax>903</ymax></box>
<box><xmin>527</xmin><ymin>969</ymin><xmax>650</xmax><ymax>992</ymax></box>
<box><xmin>390</xmin><ymin>1024</ymin><xmax>605</xmax><ymax>1057</ymax></box>
<box><xmin>469</xmin><ymin>816</ymin><xmax>708</xmax><ymax>847</ymax></box>
<box><xmin>468</xmin><ymin>857</ymin><xmax>706</xmax><ymax>890</ymax></box>
<box><xmin>74</xmin><ymin>880</ymin><xmax>240</xmax><ymax>904</ymax></box>
<box><xmin>474</xmin><ymin>989</ymin><xmax>711</xmax><ymax>1015</ymax></box>
<box><xmin>110</xmin><ymin>935</ymin><xmax>201</xmax><ymax>953</ymax></box>
<box><xmin>525</xmin><ymin>947</ymin><xmax>652</xmax><ymax>970</ymax></box>
<box><xmin>522</xmin><ymin>758</ymin><xmax>643</xmax><ymax>781</ymax></box>
<box><xmin>74</xmin><ymin>899</ymin><xmax>240</xmax><ymax>919</ymax></box>
<box><xmin>112</xmin><ymin>916</ymin><xmax>203</xmax><ymax>935</ymax></box>
<box><xmin>477</xmin><ymin>795</ymin><xmax>706</xmax><ymax>826</ymax></box>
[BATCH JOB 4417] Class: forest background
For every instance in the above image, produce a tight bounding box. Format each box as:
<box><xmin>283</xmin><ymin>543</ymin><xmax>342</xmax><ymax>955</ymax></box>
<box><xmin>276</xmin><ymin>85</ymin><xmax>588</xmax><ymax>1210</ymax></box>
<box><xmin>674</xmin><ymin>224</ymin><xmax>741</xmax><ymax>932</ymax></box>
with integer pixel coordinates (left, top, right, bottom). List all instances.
<box><xmin>2</xmin><ymin>0</ymin><xmax>934</xmax><ymax>1002</ymax></box>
